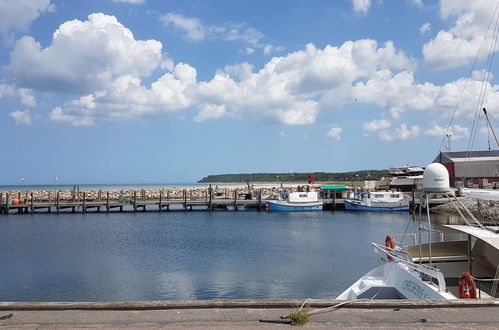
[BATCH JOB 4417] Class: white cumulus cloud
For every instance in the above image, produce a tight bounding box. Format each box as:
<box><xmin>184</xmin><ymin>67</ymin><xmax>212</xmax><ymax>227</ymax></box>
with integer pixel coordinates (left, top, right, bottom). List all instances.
<box><xmin>49</xmin><ymin>63</ymin><xmax>197</xmax><ymax>125</ymax></box>
<box><xmin>363</xmin><ymin>119</ymin><xmax>391</xmax><ymax>134</ymax></box>
<box><xmin>351</xmin><ymin>0</ymin><xmax>371</xmax><ymax>14</ymax></box>
<box><xmin>245</xmin><ymin>47</ymin><xmax>255</xmax><ymax>55</ymax></box>
<box><xmin>14</xmin><ymin>13</ymin><xmax>499</xmax><ymax>132</ymax></box>
<box><xmin>160</xmin><ymin>13</ymin><xmax>206</xmax><ymax>42</ymax></box>
<box><xmin>326</xmin><ymin>127</ymin><xmax>343</xmax><ymax>140</ymax></box>
<box><xmin>423</xmin><ymin>0</ymin><xmax>499</xmax><ymax>70</ymax></box>
<box><xmin>379</xmin><ymin>124</ymin><xmax>420</xmax><ymax>141</ymax></box>
<box><xmin>194</xmin><ymin>104</ymin><xmax>227</xmax><ymax>122</ymax></box>
<box><xmin>160</xmin><ymin>12</ymin><xmax>266</xmax><ymax>48</ymax></box>
<box><xmin>7</xmin><ymin>13</ymin><xmax>163</xmax><ymax>94</ymax></box>
<box><xmin>9</xmin><ymin>110</ymin><xmax>31</xmax><ymax>125</ymax></box>
<box><xmin>363</xmin><ymin>120</ymin><xmax>421</xmax><ymax>141</ymax></box>
<box><xmin>420</xmin><ymin>22</ymin><xmax>431</xmax><ymax>34</ymax></box>
<box><xmin>42</xmin><ymin>36</ymin><xmax>417</xmax><ymax>126</ymax></box>
<box><xmin>425</xmin><ymin>124</ymin><xmax>469</xmax><ymax>139</ymax></box>
<box><xmin>410</xmin><ymin>0</ymin><xmax>424</xmax><ymax>8</ymax></box>
<box><xmin>0</xmin><ymin>84</ymin><xmax>36</xmax><ymax>106</ymax></box>
<box><xmin>263</xmin><ymin>45</ymin><xmax>274</xmax><ymax>55</ymax></box>
<box><xmin>0</xmin><ymin>0</ymin><xmax>55</xmax><ymax>34</ymax></box>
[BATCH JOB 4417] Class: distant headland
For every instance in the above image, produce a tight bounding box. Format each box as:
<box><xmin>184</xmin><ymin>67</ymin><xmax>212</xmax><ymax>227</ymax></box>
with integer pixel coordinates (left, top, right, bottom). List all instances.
<box><xmin>197</xmin><ymin>170</ymin><xmax>390</xmax><ymax>183</ymax></box>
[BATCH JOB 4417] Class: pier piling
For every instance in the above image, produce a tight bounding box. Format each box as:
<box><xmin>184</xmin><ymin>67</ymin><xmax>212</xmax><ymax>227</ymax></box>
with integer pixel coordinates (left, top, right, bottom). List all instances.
<box><xmin>183</xmin><ymin>189</ymin><xmax>187</xmax><ymax>211</ymax></box>
<box><xmin>233</xmin><ymin>189</ymin><xmax>238</xmax><ymax>211</ymax></box>
<box><xmin>209</xmin><ymin>184</ymin><xmax>213</xmax><ymax>211</ymax></box>
<box><xmin>6</xmin><ymin>193</ymin><xmax>9</xmax><ymax>214</ymax></box>
<box><xmin>258</xmin><ymin>190</ymin><xmax>262</xmax><ymax>211</ymax></box>
<box><xmin>82</xmin><ymin>192</ymin><xmax>86</xmax><ymax>213</ymax></box>
<box><xmin>159</xmin><ymin>189</ymin><xmax>163</xmax><ymax>211</ymax></box>
<box><xmin>56</xmin><ymin>191</ymin><xmax>60</xmax><ymax>213</ymax></box>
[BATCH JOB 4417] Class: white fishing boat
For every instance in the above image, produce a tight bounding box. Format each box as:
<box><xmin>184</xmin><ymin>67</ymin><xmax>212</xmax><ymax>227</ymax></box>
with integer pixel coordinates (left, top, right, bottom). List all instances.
<box><xmin>338</xmin><ymin>163</ymin><xmax>499</xmax><ymax>300</ymax></box>
<box><xmin>344</xmin><ymin>191</ymin><xmax>409</xmax><ymax>211</ymax></box>
<box><xmin>266</xmin><ymin>191</ymin><xmax>323</xmax><ymax>211</ymax></box>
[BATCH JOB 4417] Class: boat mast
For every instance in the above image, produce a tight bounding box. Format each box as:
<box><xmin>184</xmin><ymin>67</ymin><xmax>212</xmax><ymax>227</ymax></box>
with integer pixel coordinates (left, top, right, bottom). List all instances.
<box><xmin>482</xmin><ymin>108</ymin><xmax>499</xmax><ymax>148</ymax></box>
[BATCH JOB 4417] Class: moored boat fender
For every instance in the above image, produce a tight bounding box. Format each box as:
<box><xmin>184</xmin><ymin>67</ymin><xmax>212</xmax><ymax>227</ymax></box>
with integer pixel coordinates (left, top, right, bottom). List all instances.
<box><xmin>385</xmin><ymin>234</ymin><xmax>395</xmax><ymax>260</ymax></box>
<box><xmin>458</xmin><ymin>272</ymin><xmax>477</xmax><ymax>299</ymax></box>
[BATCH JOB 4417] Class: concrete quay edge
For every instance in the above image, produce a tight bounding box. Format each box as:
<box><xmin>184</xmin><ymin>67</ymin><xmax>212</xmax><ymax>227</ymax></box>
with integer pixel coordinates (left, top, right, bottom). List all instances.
<box><xmin>1</xmin><ymin>298</ymin><xmax>498</xmax><ymax>311</ymax></box>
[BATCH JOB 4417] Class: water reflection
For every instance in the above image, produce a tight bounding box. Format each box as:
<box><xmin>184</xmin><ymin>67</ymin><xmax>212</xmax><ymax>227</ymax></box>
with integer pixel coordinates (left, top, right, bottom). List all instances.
<box><xmin>0</xmin><ymin>210</ymin><xmax>445</xmax><ymax>302</ymax></box>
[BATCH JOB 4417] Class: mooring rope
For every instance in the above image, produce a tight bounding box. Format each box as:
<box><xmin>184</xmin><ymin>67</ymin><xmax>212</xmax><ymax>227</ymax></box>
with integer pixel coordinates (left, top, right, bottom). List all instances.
<box><xmin>280</xmin><ymin>298</ymin><xmax>371</xmax><ymax>320</ymax></box>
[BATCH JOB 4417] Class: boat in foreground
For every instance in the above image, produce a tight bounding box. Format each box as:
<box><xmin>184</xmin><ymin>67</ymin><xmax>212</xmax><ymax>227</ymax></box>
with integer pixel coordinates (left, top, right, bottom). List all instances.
<box><xmin>344</xmin><ymin>191</ymin><xmax>409</xmax><ymax>211</ymax></box>
<box><xmin>338</xmin><ymin>163</ymin><xmax>499</xmax><ymax>300</ymax></box>
<box><xmin>266</xmin><ymin>191</ymin><xmax>323</xmax><ymax>211</ymax></box>
<box><xmin>337</xmin><ymin>241</ymin><xmax>456</xmax><ymax>299</ymax></box>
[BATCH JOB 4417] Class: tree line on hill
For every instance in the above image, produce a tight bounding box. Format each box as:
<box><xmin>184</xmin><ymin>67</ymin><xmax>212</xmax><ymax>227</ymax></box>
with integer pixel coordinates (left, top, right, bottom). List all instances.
<box><xmin>197</xmin><ymin>170</ymin><xmax>390</xmax><ymax>183</ymax></box>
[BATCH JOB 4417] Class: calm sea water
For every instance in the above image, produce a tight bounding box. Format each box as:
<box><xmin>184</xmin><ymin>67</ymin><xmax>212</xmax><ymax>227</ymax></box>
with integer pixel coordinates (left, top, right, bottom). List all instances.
<box><xmin>0</xmin><ymin>211</ymin><xmax>449</xmax><ymax>302</ymax></box>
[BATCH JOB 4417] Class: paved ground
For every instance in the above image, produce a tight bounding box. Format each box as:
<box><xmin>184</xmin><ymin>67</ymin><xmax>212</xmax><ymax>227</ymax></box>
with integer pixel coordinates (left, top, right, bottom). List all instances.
<box><xmin>1</xmin><ymin>300</ymin><xmax>498</xmax><ymax>329</ymax></box>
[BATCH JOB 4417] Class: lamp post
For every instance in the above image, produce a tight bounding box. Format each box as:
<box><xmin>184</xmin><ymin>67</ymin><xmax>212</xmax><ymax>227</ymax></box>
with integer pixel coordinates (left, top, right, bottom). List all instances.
<box><xmin>54</xmin><ymin>176</ymin><xmax>58</xmax><ymax>189</ymax></box>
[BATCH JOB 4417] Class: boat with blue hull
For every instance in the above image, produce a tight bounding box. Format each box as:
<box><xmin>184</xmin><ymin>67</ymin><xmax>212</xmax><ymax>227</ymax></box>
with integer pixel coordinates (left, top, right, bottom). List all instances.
<box><xmin>344</xmin><ymin>191</ymin><xmax>409</xmax><ymax>212</ymax></box>
<box><xmin>266</xmin><ymin>191</ymin><xmax>323</xmax><ymax>211</ymax></box>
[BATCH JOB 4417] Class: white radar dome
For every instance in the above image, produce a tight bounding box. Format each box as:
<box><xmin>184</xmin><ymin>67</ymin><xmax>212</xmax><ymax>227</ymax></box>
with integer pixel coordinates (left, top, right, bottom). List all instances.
<box><xmin>423</xmin><ymin>163</ymin><xmax>450</xmax><ymax>193</ymax></box>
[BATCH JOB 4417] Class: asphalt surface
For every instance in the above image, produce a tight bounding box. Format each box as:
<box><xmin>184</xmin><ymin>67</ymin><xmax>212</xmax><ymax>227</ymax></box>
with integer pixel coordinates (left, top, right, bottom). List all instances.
<box><xmin>1</xmin><ymin>300</ymin><xmax>498</xmax><ymax>329</ymax></box>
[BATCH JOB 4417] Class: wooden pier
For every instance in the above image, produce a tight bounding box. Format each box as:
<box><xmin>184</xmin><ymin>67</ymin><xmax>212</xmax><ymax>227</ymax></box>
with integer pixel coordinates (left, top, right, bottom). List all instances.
<box><xmin>0</xmin><ymin>196</ymin><xmax>346</xmax><ymax>214</ymax></box>
<box><xmin>0</xmin><ymin>189</ymin><xmax>269</xmax><ymax>214</ymax></box>
<box><xmin>0</xmin><ymin>189</ymin><xmax>449</xmax><ymax>215</ymax></box>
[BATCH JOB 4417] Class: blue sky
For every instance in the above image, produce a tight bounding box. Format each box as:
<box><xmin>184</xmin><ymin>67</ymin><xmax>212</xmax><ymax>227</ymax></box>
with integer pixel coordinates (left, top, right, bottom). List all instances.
<box><xmin>1</xmin><ymin>0</ymin><xmax>499</xmax><ymax>184</ymax></box>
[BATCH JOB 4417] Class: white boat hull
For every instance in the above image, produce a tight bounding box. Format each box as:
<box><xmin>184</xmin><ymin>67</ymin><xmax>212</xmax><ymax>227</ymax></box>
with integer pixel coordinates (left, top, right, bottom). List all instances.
<box><xmin>337</xmin><ymin>262</ymin><xmax>456</xmax><ymax>300</ymax></box>
<box><xmin>266</xmin><ymin>200</ymin><xmax>323</xmax><ymax>211</ymax></box>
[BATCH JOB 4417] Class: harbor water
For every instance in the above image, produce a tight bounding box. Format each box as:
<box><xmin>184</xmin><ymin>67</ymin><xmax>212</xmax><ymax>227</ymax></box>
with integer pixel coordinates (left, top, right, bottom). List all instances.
<box><xmin>0</xmin><ymin>211</ymin><xmax>449</xmax><ymax>302</ymax></box>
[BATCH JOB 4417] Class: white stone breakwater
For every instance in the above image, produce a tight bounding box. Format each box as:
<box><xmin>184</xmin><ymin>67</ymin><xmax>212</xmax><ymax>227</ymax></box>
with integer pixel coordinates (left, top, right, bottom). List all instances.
<box><xmin>432</xmin><ymin>198</ymin><xmax>499</xmax><ymax>222</ymax></box>
<box><xmin>0</xmin><ymin>185</ymin><xmax>302</xmax><ymax>202</ymax></box>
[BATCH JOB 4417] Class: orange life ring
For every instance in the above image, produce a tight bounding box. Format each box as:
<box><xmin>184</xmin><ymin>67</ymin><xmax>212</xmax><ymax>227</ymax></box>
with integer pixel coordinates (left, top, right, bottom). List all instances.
<box><xmin>458</xmin><ymin>272</ymin><xmax>477</xmax><ymax>299</ymax></box>
<box><xmin>385</xmin><ymin>234</ymin><xmax>395</xmax><ymax>249</ymax></box>
<box><xmin>385</xmin><ymin>234</ymin><xmax>395</xmax><ymax>261</ymax></box>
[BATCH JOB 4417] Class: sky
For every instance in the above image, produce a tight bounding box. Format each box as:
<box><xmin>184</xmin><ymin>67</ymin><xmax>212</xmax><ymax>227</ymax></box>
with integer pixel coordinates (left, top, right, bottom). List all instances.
<box><xmin>1</xmin><ymin>0</ymin><xmax>499</xmax><ymax>184</ymax></box>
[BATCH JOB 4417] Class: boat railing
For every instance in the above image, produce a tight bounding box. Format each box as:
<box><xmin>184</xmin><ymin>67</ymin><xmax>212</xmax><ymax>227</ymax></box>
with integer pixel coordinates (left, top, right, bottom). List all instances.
<box><xmin>372</xmin><ymin>242</ymin><xmax>447</xmax><ymax>292</ymax></box>
<box><xmin>474</xmin><ymin>264</ymin><xmax>499</xmax><ymax>298</ymax></box>
<box><xmin>473</xmin><ymin>277</ymin><xmax>499</xmax><ymax>298</ymax></box>
<box><xmin>392</xmin><ymin>231</ymin><xmax>468</xmax><ymax>247</ymax></box>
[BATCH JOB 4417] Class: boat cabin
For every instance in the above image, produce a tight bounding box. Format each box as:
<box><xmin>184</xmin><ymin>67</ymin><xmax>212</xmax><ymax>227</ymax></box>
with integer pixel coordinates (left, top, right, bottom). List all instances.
<box><xmin>287</xmin><ymin>191</ymin><xmax>319</xmax><ymax>203</ymax></box>
<box><xmin>350</xmin><ymin>191</ymin><xmax>405</xmax><ymax>202</ymax></box>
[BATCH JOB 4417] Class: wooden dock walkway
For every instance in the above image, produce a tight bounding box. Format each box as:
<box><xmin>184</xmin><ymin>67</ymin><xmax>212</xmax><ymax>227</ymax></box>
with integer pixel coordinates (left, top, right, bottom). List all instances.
<box><xmin>0</xmin><ymin>199</ymin><xmax>260</xmax><ymax>214</ymax></box>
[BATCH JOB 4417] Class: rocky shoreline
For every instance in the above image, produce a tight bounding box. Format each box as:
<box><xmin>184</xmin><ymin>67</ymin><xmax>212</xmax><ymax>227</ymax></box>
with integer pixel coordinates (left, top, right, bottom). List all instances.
<box><xmin>431</xmin><ymin>197</ymin><xmax>499</xmax><ymax>222</ymax></box>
